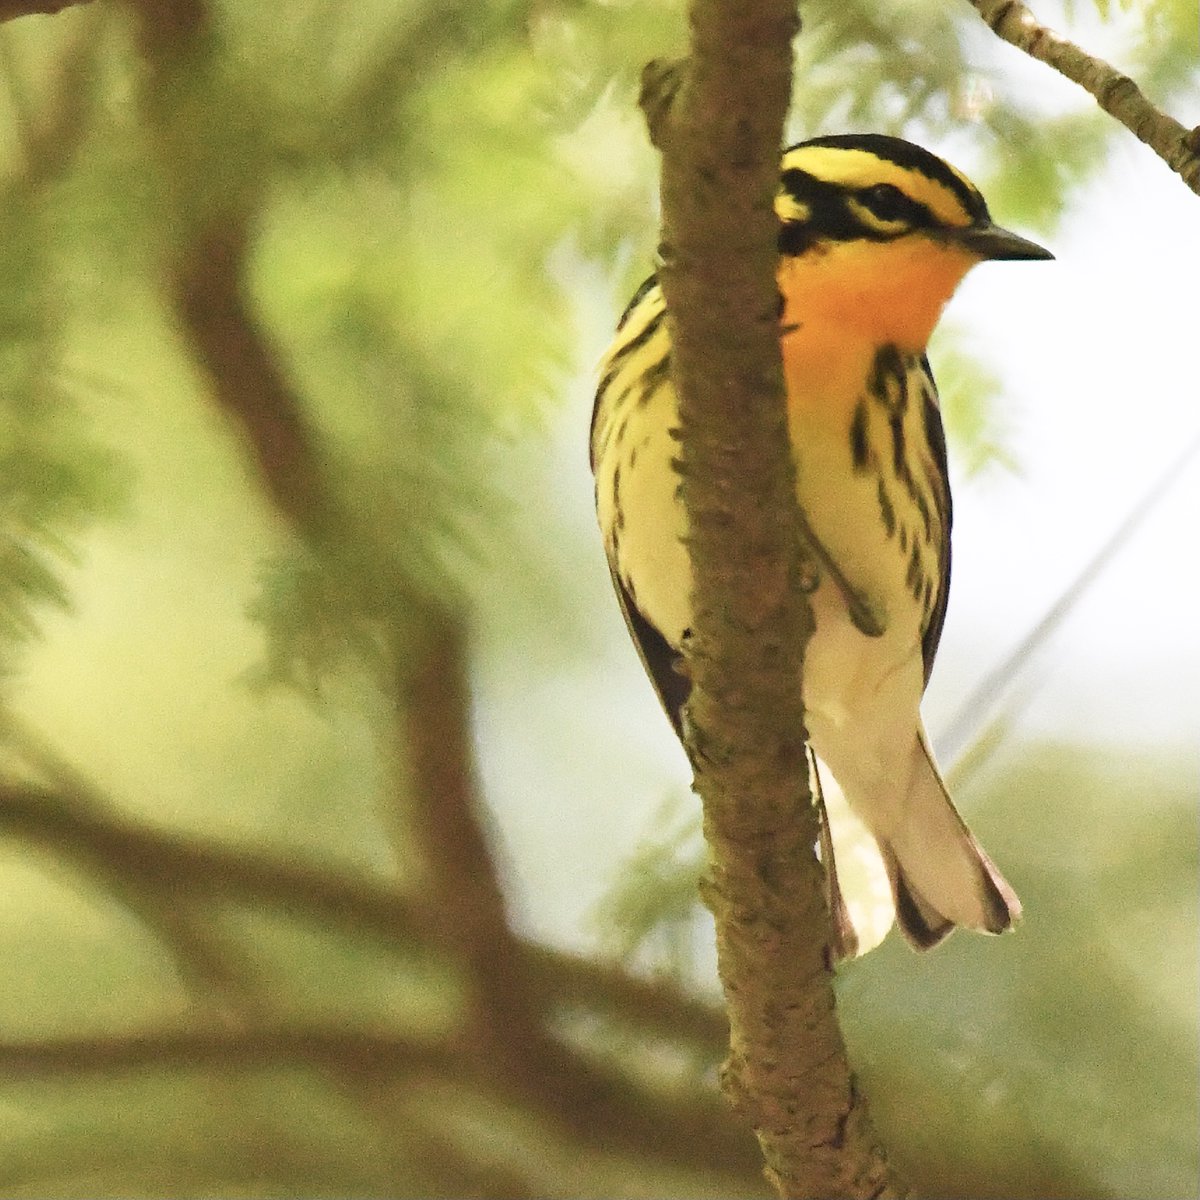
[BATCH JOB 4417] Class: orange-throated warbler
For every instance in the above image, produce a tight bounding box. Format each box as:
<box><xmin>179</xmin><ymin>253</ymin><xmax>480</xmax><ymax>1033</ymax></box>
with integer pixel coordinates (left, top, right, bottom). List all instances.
<box><xmin>591</xmin><ymin>134</ymin><xmax>1051</xmax><ymax>954</ymax></box>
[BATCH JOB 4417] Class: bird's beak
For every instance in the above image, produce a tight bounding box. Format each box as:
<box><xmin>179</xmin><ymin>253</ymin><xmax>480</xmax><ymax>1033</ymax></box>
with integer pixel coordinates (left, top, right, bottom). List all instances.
<box><xmin>938</xmin><ymin>221</ymin><xmax>1054</xmax><ymax>262</ymax></box>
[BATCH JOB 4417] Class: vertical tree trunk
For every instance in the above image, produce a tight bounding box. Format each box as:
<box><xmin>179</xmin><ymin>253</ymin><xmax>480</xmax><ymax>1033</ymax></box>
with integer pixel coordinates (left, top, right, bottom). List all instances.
<box><xmin>641</xmin><ymin>4</ymin><xmax>908</xmax><ymax>1196</ymax></box>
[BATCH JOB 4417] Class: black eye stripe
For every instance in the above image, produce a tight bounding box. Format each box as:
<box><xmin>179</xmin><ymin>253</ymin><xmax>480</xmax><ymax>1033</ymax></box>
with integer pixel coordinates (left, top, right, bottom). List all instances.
<box><xmin>779</xmin><ymin>169</ymin><xmax>871</xmax><ymax>251</ymax></box>
<box><xmin>856</xmin><ymin>183</ymin><xmax>932</xmax><ymax>228</ymax></box>
<box><xmin>779</xmin><ymin>169</ymin><xmax>938</xmax><ymax>253</ymax></box>
<box><xmin>860</xmin><ymin>183</ymin><xmax>904</xmax><ymax>217</ymax></box>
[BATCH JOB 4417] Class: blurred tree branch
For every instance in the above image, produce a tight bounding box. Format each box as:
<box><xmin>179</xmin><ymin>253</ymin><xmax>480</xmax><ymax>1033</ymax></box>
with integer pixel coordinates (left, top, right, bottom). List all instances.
<box><xmin>130</xmin><ymin>0</ymin><xmax>571</xmax><ymax>1129</ymax></box>
<box><xmin>0</xmin><ymin>1023</ymin><xmax>453</xmax><ymax>1077</ymax></box>
<box><xmin>398</xmin><ymin>616</ymin><xmax>549</xmax><ymax>1078</ymax></box>
<box><xmin>640</xmin><ymin>3</ymin><xmax>904</xmax><ymax>1197</ymax></box>
<box><xmin>173</xmin><ymin>216</ymin><xmax>333</xmax><ymax>538</ymax></box>
<box><xmin>0</xmin><ymin>774</ymin><xmax>729</xmax><ymax>1046</ymax></box>
<box><xmin>0</xmin><ymin>757</ymin><xmax>765</xmax><ymax>1183</ymax></box>
<box><xmin>0</xmin><ymin>711</ymin><xmax>266</xmax><ymax>1008</ymax></box>
<box><xmin>1</xmin><ymin>3</ymin><xmax>100</xmax><ymax>187</ymax></box>
<box><xmin>969</xmin><ymin>0</ymin><xmax>1200</xmax><ymax>196</ymax></box>
<box><xmin>0</xmin><ymin>0</ymin><xmax>91</xmax><ymax>21</ymax></box>
<box><xmin>0</xmin><ymin>1018</ymin><xmax>763</xmax><ymax>1180</ymax></box>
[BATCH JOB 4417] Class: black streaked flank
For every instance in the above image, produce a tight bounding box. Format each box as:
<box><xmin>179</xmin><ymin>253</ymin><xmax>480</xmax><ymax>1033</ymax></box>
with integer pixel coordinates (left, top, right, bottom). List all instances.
<box><xmin>594</xmin><ymin>361</ymin><xmax>623</xmax><ymax>414</ymax></box>
<box><xmin>916</xmin><ymin>489</ymin><xmax>936</xmax><ymax>542</ymax></box>
<box><xmin>611</xmin><ymin>462</ymin><xmax>624</xmax><ymax>531</ymax></box>
<box><xmin>876</xmin><ymin>477</ymin><xmax>896</xmax><ymax>537</ymax></box>
<box><xmin>637</xmin><ymin>350</ymin><xmax>671</xmax><ymax>403</ymax></box>
<box><xmin>612</xmin><ymin>412</ymin><xmax>628</xmax><ymax>454</ymax></box>
<box><xmin>591</xmin><ymin>288</ymin><xmax>668</xmax><ymax>469</ymax></box>
<box><xmin>917</xmin><ymin>364</ymin><xmax>952</xmax><ymax>685</ymax></box>
<box><xmin>890</xmin><ymin>412</ymin><xmax>907</xmax><ymax>480</ymax></box>
<box><xmin>912</xmin><ymin>482</ymin><xmax>933</xmax><ymax>542</ymax></box>
<box><xmin>906</xmin><ymin>540</ymin><xmax>922</xmax><ymax>594</ymax></box>
<box><xmin>869</xmin><ymin>345</ymin><xmax>907</xmax><ymax>413</ymax></box>
<box><xmin>915</xmin><ymin>362</ymin><xmax>939</xmax><ymax>409</ymax></box>
<box><xmin>849</xmin><ymin>400</ymin><xmax>870</xmax><ymax>471</ymax></box>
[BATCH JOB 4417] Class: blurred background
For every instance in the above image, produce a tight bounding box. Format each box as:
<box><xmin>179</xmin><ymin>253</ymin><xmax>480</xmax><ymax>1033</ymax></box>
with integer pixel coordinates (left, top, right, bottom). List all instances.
<box><xmin>0</xmin><ymin>0</ymin><xmax>1196</xmax><ymax>1196</ymax></box>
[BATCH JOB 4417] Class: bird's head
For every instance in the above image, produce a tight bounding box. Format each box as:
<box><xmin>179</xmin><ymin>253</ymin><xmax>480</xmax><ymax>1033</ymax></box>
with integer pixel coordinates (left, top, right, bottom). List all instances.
<box><xmin>775</xmin><ymin>134</ymin><xmax>1052</xmax><ymax>352</ymax></box>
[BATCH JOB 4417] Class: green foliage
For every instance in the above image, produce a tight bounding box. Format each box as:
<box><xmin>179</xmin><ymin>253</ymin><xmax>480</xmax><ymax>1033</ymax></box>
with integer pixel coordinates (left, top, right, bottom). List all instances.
<box><xmin>0</xmin><ymin>191</ymin><xmax>126</xmax><ymax>673</ymax></box>
<box><xmin>793</xmin><ymin>0</ymin><xmax>977</xmax><ymax>135</ymax></box>
<box><xmin>928</xmin><ymin>327</ymin><xmax>1017</xmax><ymax>479</ymax></box>
<box><xmin>977</xmin><ymin>110</ymin><xmax>1111</xmax><ymax>232</ymax></box>
<box><xmin>242</xmin><ymin>549</ymin><xmax>390</xmax><ymax>700</ymax></box>
<box><xmin>593</xmin><ymin>793</ymin><xmax>709</xmax><ymax>984</ymax></box>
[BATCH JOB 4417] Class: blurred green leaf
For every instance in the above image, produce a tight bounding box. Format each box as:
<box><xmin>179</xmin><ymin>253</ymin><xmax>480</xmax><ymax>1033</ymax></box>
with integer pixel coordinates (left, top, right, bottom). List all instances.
<box><xmin>593</xmin><ymin>793</ymin><xmax>707</xmax><ymax>984</ymax></box>
<box><xmin>929</xmin><ymin>327</ymin><xmax>1018</xmax><ymax>479</ymax></box>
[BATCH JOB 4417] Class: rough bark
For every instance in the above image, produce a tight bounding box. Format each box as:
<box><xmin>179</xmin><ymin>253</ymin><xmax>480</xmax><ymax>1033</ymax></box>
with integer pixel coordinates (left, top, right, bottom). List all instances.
<box><xmin>640</xmin><ymin>3</ymin><xmax>907</xmax><ymax>1196</ymax></box>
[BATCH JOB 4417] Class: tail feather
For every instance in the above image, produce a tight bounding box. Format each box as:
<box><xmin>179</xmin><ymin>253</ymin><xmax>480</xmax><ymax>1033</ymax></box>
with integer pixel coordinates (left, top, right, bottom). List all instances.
<box><xmin>879</xmin><ymin>730</ymin><xmax>1021</xmax><ymax>950</ymax></box>
<box><xmin>880</xmin><ymin>844</ymin><xmax>954</xmax><ymax>950</ymax></box>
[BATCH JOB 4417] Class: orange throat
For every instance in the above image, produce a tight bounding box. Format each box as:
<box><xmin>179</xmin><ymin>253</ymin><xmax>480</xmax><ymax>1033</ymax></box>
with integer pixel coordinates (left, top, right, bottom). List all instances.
<box><xmin>778</xmin><ymin>237</ymin><xmax>978</xmax><ymax>356</ymax></box>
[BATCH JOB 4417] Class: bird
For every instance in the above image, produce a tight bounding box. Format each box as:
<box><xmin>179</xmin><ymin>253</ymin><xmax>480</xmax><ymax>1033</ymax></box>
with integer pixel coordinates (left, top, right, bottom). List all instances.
<box><xmin>590</xmin><ymin>133</ymin><xmax>1052</xmax><ymax>954</ymax></box>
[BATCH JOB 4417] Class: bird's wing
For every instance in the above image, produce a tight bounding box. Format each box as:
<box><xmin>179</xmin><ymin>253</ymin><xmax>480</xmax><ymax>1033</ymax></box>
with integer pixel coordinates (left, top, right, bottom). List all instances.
<box><xmin>607</xmin><ymin>562</ymin><xmax>690</xmax><ymax>742</ymax></box>
<box><xmin>918</xmin><ymin>353</ymin><xmax>953</xmax><ymax>685</ymax></box>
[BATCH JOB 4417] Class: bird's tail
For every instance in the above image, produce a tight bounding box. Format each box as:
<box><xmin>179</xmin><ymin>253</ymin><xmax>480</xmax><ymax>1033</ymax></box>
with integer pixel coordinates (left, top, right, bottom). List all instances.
<box><xmin>877</xmin><ymin>729</ymin><xmax>1021</xmax><ymax>950</ymax></box>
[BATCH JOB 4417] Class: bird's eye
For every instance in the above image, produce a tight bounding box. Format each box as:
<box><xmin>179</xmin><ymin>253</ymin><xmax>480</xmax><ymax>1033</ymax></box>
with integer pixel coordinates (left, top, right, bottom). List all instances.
<box><xmin>860</xmin><ymin>183</ymin><xmax>909</xmax><ymax>222</ymax></box>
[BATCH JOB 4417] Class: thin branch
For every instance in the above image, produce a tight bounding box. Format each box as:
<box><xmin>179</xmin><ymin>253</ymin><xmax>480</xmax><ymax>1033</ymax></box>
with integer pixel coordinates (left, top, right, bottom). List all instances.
<box><xmin>641</xmin><ymin>2</ymin><xmax>905</xmax><ymax>1196</ymax></box>
<box><xmin>0</xmin><ymin>778</ymin><xmax>434</xmax><ymax>945</ymax></box>
<box><xmin>968</xmin><ymin>0</ymin><xmax>1200</xmax><ymax>196</ymax></box>
<box><xmin>0</xmin><ymin>1024</ymin><xmax>451</xmax><ymax>1078</ymax></box>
